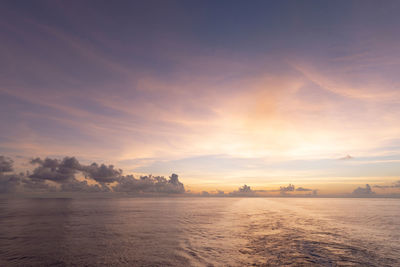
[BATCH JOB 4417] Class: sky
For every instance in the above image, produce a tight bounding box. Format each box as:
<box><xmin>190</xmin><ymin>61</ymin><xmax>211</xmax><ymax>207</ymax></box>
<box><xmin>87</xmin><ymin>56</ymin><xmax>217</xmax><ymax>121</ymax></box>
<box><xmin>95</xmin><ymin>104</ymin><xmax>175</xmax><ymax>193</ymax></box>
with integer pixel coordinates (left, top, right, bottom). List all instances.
<box><xmin>1</xmin><ymin>1</ymin><xmax>400</xmax><ymax>195</ymax></box>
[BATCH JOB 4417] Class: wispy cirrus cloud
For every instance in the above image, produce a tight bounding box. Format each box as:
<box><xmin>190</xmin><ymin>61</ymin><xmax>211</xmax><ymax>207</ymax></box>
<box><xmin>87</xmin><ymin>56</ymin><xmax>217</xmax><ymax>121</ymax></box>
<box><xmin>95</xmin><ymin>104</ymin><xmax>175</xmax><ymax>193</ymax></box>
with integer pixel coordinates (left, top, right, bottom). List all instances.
<box><xmin>1</xmin><ymin>1</ymin><xmax>400</xmax><ymax>192</ymax></box>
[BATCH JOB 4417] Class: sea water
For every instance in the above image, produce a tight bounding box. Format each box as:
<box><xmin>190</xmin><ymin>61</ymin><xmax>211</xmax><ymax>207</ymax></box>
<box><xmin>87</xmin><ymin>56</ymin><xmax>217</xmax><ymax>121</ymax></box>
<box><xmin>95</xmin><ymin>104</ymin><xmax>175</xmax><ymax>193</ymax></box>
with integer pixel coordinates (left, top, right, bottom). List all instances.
<box><xmin>0</xmin><ymin>197</ymin><xmax>399</xmax><ymax>266</ymax></box>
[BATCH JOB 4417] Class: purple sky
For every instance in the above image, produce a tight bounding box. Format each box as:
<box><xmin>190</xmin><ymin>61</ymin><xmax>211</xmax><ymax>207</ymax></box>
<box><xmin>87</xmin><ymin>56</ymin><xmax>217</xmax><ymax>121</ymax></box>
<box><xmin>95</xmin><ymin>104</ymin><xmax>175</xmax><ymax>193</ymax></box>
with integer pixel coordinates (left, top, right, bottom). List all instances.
<box><xmin>1</xmin><ymin>1</ymin><xmax>400</xmax><ymax>194</ymax></box>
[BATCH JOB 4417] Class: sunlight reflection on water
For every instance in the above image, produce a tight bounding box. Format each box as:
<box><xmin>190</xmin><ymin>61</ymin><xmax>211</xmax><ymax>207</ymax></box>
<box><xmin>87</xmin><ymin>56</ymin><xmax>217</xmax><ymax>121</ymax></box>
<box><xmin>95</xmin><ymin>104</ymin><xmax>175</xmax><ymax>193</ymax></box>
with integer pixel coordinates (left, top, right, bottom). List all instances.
<box><xmin>0</xmin><ymin>197</ymin><xmax>399</xmax><ymax>266</ymax></box>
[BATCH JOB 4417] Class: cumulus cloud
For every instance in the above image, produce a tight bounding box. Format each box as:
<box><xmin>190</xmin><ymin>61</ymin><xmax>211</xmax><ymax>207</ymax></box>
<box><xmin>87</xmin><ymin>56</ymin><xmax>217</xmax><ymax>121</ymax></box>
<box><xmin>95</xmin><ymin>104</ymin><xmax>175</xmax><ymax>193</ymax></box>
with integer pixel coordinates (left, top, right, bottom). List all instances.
<box><xmin>29</xmin><ymin>157</ymin><xmax>81</xmax><ymax>182</ymax></box>
<box><xmin>352</xmin><ymin>184</ymin><xmax>375</xmax><ymax>195</ymax></box>
<box><xmin>82</xmin><ymin>163</ymin><xmax>122</xmax><ymax>183</ymax></box>
<box><xmin>238</xmin><ymin>184</ymin><xmax>252</xmax><ymax>193</ymax></box>
<box><xmin>229</xmin><ymin>184</ymin><xmax>257</xmax><ymax>196</ymax></box>
<box><xmin>113</xmin><ymin>173</ymin><xmax>185</xmax><ymax>194</ymax></box>
<box><xmin>0</xmin><ymin>155</ymin><xmax>185</xmax><ymax>195</ymax></box>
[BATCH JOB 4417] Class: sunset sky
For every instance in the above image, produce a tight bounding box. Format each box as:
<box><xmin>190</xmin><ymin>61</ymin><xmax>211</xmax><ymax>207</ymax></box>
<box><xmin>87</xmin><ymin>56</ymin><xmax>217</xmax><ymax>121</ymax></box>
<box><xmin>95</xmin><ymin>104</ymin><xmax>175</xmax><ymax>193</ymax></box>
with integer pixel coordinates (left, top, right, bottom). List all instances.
<box><xmin>1</xmin><ymin>1</ymin><xmax>400</xmax><ymax>194</ymax></box>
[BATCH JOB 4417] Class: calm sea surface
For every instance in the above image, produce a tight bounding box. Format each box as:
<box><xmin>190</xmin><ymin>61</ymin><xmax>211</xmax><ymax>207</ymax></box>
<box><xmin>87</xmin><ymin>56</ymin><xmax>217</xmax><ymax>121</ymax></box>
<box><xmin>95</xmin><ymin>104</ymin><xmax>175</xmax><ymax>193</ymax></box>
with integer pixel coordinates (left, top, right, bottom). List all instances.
<box><xmin>0</xmin><ymin>197</ymin><xmax>399</xmax><ymax>266</ymax></box>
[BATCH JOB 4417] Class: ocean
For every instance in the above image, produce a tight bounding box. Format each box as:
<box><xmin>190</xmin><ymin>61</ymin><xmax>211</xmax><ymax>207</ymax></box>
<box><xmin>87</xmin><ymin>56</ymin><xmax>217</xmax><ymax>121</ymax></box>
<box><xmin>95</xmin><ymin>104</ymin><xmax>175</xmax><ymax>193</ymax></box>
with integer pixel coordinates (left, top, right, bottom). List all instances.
<box><xmin>0</xmin><ymin>197</ymin><xmax>399</xmax><ymax>266</ymax></box>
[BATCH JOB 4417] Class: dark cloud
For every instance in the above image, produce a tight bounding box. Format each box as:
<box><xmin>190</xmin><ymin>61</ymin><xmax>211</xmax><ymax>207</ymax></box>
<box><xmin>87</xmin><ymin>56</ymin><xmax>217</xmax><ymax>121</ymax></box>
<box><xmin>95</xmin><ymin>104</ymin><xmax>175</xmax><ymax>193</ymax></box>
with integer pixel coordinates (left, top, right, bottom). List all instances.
<box><xmin>81</xmin><ymin>163</ymin><xmax>122</xmax><ymax>183</ymax></box>
<box><xmin>29</xmin><ymin>157</ymin><xmax>81</xmax><ymax>182</ymax></box>
<box><xmin>113</xmin><ymin>174</ymin><xmax>185</xmax><ymax>194</ymax></box>
<box><xmin>0</xmin><ymin>170</ymin><xmax>60</xmax><ymax>193</ymax></box>
<box><xmin>0</xmin><ymin>156</ymin><xmax>14</xmax><ymax>173</ymax></box>
<box><xmin>0</xmin><ymin>156</ymin><xmax>185</xmax><ymax>194</ymax></box>
<box><xmin>374</xmin><ymin>180</ymin><xmax>400</xmax><ymax>189</ymax></box>
<box><xmin>0</xmin><ymin>156</ymin><xmax>19</xmax><ymax>193</ymax></box>
<box><xmin>60</xmin><ymin>180</ymin><xmax>110</xmax><ymax>193</ymax></box>
<box><xmin>352</xmin><ymin>184</ymin><xmax>374</xmax><ymax>195</ymax></box>
<box><xmin>29</xmin><ymin>157</ymin><xmax>123</xmax><ymax>184</ymax></box>
<box><xmin>21</xmin><ymin>178</ymin><xmax>57</xmax><ymax>192</ymax></box>
<box><xmin>238</xmin><ymin>184</ymin><xmax>252</xmax><ymax>193</ymax></box>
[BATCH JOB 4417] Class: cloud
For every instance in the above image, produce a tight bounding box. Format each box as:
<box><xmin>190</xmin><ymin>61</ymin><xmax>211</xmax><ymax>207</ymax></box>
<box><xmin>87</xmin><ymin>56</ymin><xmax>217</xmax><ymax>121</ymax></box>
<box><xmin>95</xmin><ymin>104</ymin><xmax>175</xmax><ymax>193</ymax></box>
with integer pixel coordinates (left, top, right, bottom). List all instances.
<box><xmin>280</xmin><ymin>184</ymin><xmax>295</xmax><ymax>194</ymax></box>
<box><xmin>295</xmin><ymin>187</ymin><xmax>312</xmax><ymax>192</ymax></box>
<box><xmin>29</xmin><ymin>157</ymin><xmax>81</xmax><ymax>182</ymax></box>
<box><xmin>0</xmin><ymin>156</ymin><xmax>14</xmax><ymax>173</ymax></box>
<box><xmin>294</xmin><ymin>186</ymin><xmax>318</xmax><ymax>195</ymax></box>
<box><xmin>192</xmin><ymin>189</ymin><xmax>226</xmax><ymax>197</ymax></box>
<box><xmin>216</xmin><ymin>190</ymin><xmax>225</xmax><ymax>196</ymax></box>
<box><xmin>339</xmin><ymin>155</ymin><xmax>353</xmax><ymax>160</ymax></box>
<box><xmin>0</xmin><ymin>157</ymin><xmax>20</xmax><ymax>193</ymax></box>
<box><xmin>81</xmin><ymin>163</ymin><xmax>122</xmax><ymax>183</ymax></box>
<box><xmin>201</xmin><ymin>191</ymin><xmax>210</xmax><ymax>196</ymax></box>
<box><xmin>226</xmin><ymin>183</ymin><xmax>319</xmax><ymax>197</ymax></box>
<box><xmin>238</xmin><ymin>184</ymin><xmax>252</xmax><ymax>193</ymax></box>
<box><xmin>227</xmin><ymin>184</ymin><xmax>318</xmax><ymax>197</ymax></box>
<box><xmin>60</xmin><ymin>180</ymin><xmax>110</xmax><ymax>193</ymax></box>
<box><xmin>1</xmin><ymin>0</ymin><xmax>400</xmax><ymax>192</ymax></box>
<box><xmin>0</xmin><ymin>174</ymin><xmax>20</xmax><ymax>193</ymax></box>
<box><xmin>21</xmin><ymin>177</ymin><xmax>57</xmax><ymax>192</ymax></box>
<box><xmin>0</xmin><ymin>155</ymin><xmax>185</xmax><ymax>194</ymax></box>
<box><xmin>352</xmin><ymin>184</ymin><xmax>375</xmax><ymax>195</ymax></box>
<box><xmin>277</xmin><ymin>184</ymin><xmax>317</xmax><ymax>195</ymax></box>
<box><xmin>374</xmin><ymin>180</ymin><xmax>400</xmax><ymax>189</ymax></box>
<box><xmin>113</xmin><ymin>173</ymin><xmax>185</xmax><ymax>194</ymax></box>
<box><xmin>229</xmin><ymin>184</ymin><xmax>257</xmax><ymax>196</ymax></box>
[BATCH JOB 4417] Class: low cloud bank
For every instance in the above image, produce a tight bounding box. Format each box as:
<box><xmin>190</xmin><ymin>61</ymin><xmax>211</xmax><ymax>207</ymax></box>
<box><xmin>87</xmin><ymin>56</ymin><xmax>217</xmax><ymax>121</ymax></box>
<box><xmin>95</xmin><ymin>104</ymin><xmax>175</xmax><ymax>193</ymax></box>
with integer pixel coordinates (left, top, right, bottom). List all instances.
<box><xmin>296</xmin><ymin>187</ymin><xmax>312</xmax><ymax>192</ymax></box>
<box><xmin>1</xmin><ymin>156</ymin><xmax>318</xmax><ymax>196</ymax></box>
<box><xmin>199</xmin><ymin>184</ymin><xmax>318</xmax><ymax>197</ymax></box>
<box><xmin>280</xmin><ymin>184</ymin><xmax>295</xmax><ymax>194</ymax></box>
<box><xmin>374</xmin><ymin>180</ymin><xmax>400</xmax><ymax>189</ymax></box>
<box><xmin>0</xmin><ymin>156</ymin><xmax>184</xmax><ymax>194</ymax></box>
<box><xmin>3</xmin><ymin>155</ymin><xmax>393</xmax><ymax>197</ymax></box>
<box><xmin>230</xmin><ymin>184</ymin><xmax>256</xmax><ymax>196</ymax></box>
<box><xmin>113</xmin><ymin>174</ymin><xmax>184</xmax><ymax>194</ymax></box>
